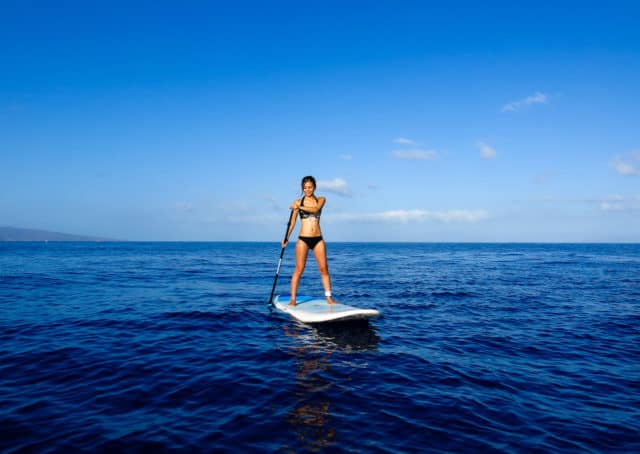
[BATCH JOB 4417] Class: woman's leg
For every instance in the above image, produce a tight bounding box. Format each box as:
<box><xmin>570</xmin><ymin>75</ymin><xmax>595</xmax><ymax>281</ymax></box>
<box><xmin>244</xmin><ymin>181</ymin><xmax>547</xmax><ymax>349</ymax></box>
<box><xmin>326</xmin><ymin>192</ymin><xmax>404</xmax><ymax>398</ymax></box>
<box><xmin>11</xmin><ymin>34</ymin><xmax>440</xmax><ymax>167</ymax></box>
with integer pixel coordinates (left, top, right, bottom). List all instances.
<box><xmin>313</xmin><ymin>240</ymin><xmax>337</xmax><ymax>304</ymax></box>
<box><xmin>289</xmin><ymin>240</ymin><xmax>309</xmax><ymax>306</ymax></box>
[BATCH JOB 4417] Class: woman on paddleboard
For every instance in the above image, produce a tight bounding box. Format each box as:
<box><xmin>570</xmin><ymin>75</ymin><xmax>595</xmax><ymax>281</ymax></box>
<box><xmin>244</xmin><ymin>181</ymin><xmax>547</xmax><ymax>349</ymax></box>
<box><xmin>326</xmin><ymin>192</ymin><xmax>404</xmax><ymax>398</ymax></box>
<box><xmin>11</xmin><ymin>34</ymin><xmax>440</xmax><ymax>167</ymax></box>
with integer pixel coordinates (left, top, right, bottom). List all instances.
<box><xmin>281</xmin><ymin>176</ymin><xmax>338</xmax><ymax>307</ymax></box>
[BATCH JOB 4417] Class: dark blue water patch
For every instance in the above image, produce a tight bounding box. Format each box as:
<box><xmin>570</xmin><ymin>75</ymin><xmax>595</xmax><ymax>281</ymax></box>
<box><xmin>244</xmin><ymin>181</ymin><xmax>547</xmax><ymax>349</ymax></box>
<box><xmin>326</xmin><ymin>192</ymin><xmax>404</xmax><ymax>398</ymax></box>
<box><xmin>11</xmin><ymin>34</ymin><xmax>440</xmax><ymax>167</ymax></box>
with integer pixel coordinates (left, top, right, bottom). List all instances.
<box><xmin>1</xmin><ymin>242</ymin><xmax>639</xmax><ymax>452</ymax></box>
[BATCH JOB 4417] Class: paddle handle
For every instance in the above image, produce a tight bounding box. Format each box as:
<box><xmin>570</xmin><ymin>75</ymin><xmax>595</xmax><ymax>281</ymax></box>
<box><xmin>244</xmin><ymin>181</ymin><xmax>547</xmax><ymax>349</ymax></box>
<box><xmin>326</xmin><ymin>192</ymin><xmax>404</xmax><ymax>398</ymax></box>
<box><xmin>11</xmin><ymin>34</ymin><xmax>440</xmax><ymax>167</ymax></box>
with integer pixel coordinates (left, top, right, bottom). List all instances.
<box><xmin>268</xmin><ymin>209</ymin><xmax>295</xmax><ymax>305</ymax></box>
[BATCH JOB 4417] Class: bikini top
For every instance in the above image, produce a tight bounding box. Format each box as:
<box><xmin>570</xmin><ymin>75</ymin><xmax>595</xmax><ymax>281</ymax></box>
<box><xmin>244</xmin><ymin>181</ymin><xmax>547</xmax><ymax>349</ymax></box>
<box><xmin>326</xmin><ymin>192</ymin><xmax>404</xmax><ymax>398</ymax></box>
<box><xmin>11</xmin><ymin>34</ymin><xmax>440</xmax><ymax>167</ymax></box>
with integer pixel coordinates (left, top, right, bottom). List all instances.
<box><xmin>299</xmin><ymin>196</ymin><xmax>322</xmax><ymax>220</ymax></box>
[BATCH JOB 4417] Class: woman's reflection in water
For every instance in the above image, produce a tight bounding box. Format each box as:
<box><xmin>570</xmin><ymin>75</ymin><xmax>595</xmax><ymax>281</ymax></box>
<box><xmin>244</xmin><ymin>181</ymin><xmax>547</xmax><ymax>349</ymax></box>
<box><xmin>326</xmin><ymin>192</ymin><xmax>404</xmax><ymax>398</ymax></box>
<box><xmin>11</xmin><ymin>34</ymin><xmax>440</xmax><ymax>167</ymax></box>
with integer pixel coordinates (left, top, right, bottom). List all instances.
<box><xmin>283</xmin><ymin>320</ymin><xmax>380</xmax><ymax>451</ymax></box>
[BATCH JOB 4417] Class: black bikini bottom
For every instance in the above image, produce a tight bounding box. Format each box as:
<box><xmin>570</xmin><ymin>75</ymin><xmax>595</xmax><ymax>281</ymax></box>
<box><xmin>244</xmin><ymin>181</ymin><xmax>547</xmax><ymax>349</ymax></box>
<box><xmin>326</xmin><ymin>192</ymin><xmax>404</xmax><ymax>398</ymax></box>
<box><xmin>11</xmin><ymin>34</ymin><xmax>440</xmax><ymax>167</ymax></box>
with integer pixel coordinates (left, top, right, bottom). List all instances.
<box><xmin>299</xmin><ymin>236</ymin><xmax>323</xmax><ymax>250</ymax></box>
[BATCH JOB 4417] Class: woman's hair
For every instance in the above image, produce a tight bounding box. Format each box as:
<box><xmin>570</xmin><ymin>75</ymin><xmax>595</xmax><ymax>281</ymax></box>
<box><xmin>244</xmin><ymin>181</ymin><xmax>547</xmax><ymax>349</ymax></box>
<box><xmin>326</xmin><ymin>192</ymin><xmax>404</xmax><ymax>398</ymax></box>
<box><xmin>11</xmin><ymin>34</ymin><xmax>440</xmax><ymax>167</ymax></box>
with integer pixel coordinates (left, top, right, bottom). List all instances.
<box><xmin>301</xmin><ymin>175</ymin><xmax>316</xmax><ymax>190</ymax></box>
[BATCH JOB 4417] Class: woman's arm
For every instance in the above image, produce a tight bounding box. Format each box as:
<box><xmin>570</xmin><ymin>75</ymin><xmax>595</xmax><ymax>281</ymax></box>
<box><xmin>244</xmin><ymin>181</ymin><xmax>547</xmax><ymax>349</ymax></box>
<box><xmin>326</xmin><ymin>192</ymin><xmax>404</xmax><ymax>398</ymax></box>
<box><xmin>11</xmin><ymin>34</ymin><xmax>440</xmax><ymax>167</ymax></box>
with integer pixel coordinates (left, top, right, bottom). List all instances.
<box><xmin>298</xmin><ymin>196</ymin><xmax>326</xmax><ymax>214</ymax></box>
<box><xmin>282</xmin><ymin>200</ymin><xmax>300</xmax><ymax>246</ymax></box>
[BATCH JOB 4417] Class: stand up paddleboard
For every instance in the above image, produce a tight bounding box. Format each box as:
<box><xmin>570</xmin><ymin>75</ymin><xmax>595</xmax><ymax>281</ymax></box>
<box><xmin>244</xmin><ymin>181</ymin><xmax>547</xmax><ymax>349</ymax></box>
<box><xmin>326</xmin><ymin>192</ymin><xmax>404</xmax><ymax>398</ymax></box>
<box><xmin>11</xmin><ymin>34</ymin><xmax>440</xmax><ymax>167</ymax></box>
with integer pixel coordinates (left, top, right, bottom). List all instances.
<box><xmin>273</xmin><ymin>294</ymin><xmax>380</xmax><ymax>323</ymax></box>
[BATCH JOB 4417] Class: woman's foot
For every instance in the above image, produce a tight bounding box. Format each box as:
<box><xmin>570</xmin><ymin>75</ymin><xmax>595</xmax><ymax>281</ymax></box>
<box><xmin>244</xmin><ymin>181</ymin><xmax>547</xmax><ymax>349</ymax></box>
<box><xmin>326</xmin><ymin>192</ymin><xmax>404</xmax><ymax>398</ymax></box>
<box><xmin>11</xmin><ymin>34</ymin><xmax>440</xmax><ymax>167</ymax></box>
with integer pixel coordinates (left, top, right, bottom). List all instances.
<box><xmin>327</xmin><ymin>296</ymin><xmax>338</xmax><ymax>305</ymax></box>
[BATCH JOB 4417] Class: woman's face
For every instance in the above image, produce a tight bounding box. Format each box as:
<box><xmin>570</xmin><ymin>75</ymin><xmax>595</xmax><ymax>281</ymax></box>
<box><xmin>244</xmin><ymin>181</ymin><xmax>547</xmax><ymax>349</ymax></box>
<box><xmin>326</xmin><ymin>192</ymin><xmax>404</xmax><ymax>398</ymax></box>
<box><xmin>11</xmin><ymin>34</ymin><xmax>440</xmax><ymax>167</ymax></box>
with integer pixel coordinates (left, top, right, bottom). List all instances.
<box><xmin>302</xmin><ymin>181</ymin><xmax>315</xmax><ymax>197</ymax></box>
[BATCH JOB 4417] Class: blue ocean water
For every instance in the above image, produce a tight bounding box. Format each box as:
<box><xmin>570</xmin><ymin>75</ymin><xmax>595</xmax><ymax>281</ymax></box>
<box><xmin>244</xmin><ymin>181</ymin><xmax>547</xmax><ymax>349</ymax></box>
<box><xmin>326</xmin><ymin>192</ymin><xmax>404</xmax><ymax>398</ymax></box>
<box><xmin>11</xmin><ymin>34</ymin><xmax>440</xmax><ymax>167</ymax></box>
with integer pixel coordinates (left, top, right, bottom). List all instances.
<box><xmin>1</xmin><ymin>242</ymin><xmax>639</xmax><ymax>453</ymax></box>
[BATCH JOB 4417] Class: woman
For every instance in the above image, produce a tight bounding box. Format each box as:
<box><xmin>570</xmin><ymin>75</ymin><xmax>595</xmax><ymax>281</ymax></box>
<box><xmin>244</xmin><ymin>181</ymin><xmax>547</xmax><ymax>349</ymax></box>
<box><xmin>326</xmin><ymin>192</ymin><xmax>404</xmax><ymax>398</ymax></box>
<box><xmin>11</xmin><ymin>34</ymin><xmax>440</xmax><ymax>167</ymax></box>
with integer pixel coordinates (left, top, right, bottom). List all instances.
<box><xmin>281</xmin><ymin>176</ymin><xmax>338</xmax><ymax>306</ymax></box>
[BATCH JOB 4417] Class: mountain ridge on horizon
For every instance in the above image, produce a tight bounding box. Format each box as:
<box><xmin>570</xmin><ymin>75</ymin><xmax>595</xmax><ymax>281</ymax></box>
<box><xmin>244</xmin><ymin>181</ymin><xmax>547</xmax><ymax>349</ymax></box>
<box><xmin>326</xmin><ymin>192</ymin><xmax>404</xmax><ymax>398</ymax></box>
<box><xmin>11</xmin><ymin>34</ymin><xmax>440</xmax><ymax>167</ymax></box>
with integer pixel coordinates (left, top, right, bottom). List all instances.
<box><xmin>0</xmin><ymin>226</ymin><xmax>117</xmax><ymax>242</ymax></box>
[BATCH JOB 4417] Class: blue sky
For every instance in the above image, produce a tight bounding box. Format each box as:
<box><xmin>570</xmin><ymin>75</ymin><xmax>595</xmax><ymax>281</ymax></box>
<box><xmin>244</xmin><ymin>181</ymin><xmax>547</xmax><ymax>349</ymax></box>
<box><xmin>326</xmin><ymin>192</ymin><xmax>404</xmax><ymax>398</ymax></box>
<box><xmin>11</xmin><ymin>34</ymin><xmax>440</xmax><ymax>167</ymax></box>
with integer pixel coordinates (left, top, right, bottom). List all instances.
<box><xmin>2</xmin><ymin>1</ymin><xmax>639</xmax><ymax>241</ymax></box>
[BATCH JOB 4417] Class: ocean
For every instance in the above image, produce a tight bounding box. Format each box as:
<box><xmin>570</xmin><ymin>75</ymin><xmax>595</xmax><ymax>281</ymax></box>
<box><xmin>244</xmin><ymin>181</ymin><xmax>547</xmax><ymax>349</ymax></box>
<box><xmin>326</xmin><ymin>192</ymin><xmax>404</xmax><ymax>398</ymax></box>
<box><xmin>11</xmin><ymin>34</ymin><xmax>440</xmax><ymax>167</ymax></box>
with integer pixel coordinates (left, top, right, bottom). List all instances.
<box><xmin>1</xmin><ymin>242</ymin><xmax>638</xmax><ymax>453</ymax></box>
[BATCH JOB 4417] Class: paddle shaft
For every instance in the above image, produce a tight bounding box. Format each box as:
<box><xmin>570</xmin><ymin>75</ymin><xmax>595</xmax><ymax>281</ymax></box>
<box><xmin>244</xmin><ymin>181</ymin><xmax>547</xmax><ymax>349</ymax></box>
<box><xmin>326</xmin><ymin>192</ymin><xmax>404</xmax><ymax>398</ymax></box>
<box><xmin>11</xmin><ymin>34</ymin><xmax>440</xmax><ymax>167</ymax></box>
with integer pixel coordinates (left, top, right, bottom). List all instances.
<box><xmin>268</xmin><ymin>208</ymin><xmax>295</xmax><ymax>305</ymax></box>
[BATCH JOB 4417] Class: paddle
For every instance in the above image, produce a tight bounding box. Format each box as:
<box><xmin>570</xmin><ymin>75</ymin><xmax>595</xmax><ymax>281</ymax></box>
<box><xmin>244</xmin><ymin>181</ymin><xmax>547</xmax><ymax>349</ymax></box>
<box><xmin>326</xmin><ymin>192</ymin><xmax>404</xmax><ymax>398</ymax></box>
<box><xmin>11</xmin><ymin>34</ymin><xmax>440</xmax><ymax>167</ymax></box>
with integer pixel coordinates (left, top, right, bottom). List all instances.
<box><xmin>268</xmin><ymin>208</ymin><xmax>295</xmax><ymax>305</ymax></box>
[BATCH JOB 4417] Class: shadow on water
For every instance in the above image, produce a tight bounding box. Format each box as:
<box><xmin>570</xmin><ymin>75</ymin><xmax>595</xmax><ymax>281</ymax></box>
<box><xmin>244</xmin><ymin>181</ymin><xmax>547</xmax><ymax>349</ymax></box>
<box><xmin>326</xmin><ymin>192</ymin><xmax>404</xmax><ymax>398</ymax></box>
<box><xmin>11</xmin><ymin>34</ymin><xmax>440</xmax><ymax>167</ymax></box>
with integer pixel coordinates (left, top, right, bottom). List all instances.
<box><xmin>309</xmin><ymin>320</ymin><xmax>380</xmax><ymax>352</ymax></box>
<box><xmin>280</xmin><ymin>320</ymin><xmax>380</xmax><ymax>451</ymax></box>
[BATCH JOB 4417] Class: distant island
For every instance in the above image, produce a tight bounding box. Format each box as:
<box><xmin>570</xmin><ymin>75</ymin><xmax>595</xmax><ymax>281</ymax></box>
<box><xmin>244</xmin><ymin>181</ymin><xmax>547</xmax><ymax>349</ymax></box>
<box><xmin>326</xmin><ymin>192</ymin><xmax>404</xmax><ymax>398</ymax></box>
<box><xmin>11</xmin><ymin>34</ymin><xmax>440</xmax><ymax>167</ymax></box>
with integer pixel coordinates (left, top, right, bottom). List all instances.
<box><xmin>0</xmin><ymin>226</ymin><xmax>116</xmax><ymax>242</ymax></box>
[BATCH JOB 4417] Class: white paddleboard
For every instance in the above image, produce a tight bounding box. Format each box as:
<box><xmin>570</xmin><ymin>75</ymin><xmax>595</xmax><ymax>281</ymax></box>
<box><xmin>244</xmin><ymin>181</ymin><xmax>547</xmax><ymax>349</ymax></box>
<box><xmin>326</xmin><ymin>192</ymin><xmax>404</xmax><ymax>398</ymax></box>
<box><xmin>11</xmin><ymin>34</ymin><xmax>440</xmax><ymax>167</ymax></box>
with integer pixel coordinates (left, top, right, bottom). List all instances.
<box><xmin>273</xmin><ymin>294</ymin><xmax>380</xmax><ymax>323</ymax></box>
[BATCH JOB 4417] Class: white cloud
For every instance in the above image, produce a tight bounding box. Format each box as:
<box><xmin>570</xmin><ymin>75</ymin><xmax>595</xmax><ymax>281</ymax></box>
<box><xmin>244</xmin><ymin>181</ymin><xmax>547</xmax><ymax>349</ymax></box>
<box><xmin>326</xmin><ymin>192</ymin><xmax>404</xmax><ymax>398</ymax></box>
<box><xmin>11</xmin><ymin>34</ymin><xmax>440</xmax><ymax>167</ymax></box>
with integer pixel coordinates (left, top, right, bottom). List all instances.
<box><xmin>336</xmin><ymin>209</ymin><xmax>489</xmax><ymax>223</ymax></box>
<box><xmin>223</xmin><ymin>213</ymin><xmax>281</xmax><ymax>224</ymax></box>
<box><xmin>394</xmin><ymin>137</ymin><xmax>416</xmax><ymax>145</ymax></box>
<box><xmin>502</xmin><ymin>91</ymin><xmax>549</xmax><ymax>112</ymax></box>
<box><xmin>598</xmin><ymin>194</ymin><xmax>640</xmax><ymax>213</ymax></box>
<box><xmin>391</xmin><ymin>149</ymin><xmax>438</xmax><ymax>160</ymax></box>
<box><xmin>536</xmin><ymin>194</ymin><xmax>640</xmax><ymax>213</ymax></box>
<box><xmin>265</xmin><ymin>195</ymin><xmax>280</xmax><ymax>210</ymax></box>
<box><xmin>317</xmin><ymin>178</ymin><xmax>352</xmax><ymax>197</ymax></box>
<box><xmin>339</xmin><ymin>154</ymin><xmax>353</xmax><ymax>161</ymax></box>
<box><xmin>612</xmin><ymin>153</ymin><xmax>640</xmax><ymax>176</ymax></box>
<box><xmin>595</xmin><ymin>194</ymin><xmax>625</xmax><ymax>202</ymax></box>
<box><xmin>477</xmin><ymin>141</ymin><xmax>497</xmax><ymax>159</ymax></box>
<box><xmin>174</xmin><ymin>202</ymin><xmax>194</xmax><ymax>213</ymax></box>
<box><xmin>533</xmin><ymin>170</ymin><xmax>556</xmax><ymax>185</ymax></box>
<box><xmin>600</xmin><ymin>202</ymin><xmax>625</xmax><ymax>212</ymax></box>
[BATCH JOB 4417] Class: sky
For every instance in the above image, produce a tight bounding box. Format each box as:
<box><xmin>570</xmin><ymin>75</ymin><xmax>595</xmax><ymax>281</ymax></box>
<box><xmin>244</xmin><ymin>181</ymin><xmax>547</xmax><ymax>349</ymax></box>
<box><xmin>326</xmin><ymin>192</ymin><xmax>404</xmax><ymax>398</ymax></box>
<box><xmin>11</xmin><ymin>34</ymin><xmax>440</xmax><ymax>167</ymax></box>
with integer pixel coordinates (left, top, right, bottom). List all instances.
<box><xmin>1</xmin><ymin>0</ymin><xmax>639</xmax><ymax>242</ymax></box>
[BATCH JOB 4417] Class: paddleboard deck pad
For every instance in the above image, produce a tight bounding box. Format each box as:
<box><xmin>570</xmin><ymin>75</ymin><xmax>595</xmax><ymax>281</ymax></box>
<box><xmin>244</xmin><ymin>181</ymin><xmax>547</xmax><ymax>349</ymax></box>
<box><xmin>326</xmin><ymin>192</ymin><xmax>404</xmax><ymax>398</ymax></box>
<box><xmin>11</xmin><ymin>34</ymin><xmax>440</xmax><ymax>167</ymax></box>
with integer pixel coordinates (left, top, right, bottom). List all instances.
<box><xmin>273</xmin><ymin>294</ymin><xmax>380</xmax><ymax>323</ymax></box>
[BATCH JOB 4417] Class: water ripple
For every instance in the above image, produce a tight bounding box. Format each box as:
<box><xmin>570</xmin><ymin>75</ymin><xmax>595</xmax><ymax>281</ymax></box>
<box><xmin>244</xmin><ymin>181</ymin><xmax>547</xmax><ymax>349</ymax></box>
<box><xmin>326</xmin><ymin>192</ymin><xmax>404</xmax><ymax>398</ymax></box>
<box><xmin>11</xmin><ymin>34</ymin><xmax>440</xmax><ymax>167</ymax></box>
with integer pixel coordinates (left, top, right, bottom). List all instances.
<box><xmin>1</xmin><ymin>242</ymin><xmax>639</xmax><ymax>452</ymax></box>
